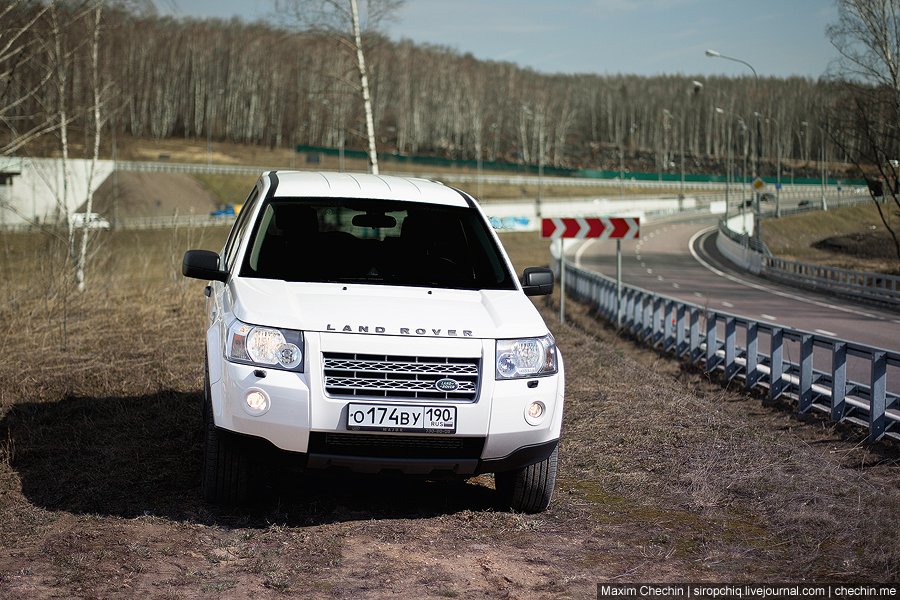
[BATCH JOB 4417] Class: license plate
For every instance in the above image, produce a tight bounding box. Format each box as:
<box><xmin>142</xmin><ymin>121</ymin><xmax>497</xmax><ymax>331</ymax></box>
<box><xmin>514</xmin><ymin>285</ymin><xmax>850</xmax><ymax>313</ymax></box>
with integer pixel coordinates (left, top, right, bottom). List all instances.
<box><xmin>347</xmin><ymin>403</ymin><xmax>456</xmax><ymax>433</ymax></box>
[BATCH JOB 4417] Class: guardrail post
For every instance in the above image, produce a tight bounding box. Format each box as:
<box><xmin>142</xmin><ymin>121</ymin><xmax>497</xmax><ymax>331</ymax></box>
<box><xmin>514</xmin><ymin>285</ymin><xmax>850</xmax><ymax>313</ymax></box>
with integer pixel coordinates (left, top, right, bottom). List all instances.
<box><xmin>745</xmin><ymin>321</ymin><xmax>760</xmax><ymax>390</ymax></box>
<box><xmin>635</xmin><ymin>292</ymin><xmax>645</xmax><ymax>336</ymax></box>
<box><xmin>675</xmin><ymin>304</ymin><xmax>686</xmax><ymax>357</ymax></box>
<box><xmin>831</xmin><ymin>342</ymin><xmax>846</xmax><ymax>422</ymax></box>
<box><xmin>624</xmin><ymin>289</ymin><xmax>633</xmax><ymax>330</ymax></box>
<box><xmin>770</xmin><ymin>328</ymin><xmax>785</xmax><ymax>400</ymax></box>
<box><xmin>705</xmin><ymin>313</ymin><xmax>718</xmax><ymax>372</ymax></box>
<box><xmin>652</xmin><ymin>297</ymin><xmax>663</xmax><ymax>347</ymax></box>
<box><xmin>724</xmin><ymin>317</ymin><xmax>738</xmax><ymax>380</ymax></box>
<box><xmin>869</xmin><ymin>351</ymin><xmax>887</xmax><ymax>441</ymax></box>
<box><xmin>799</xmin><ymin>334</ymin><xmax>814</xmax><ymax>414</ymax></box>
<box><xmin>602</xmin><ymin>279</ymin><xmax>612</xmax><ymax>318</ymax></box>
<box><xmin>664</xmin><ymin>301</ymin><xmax>674</xmax><ymax>353</ymax></box>
<box><xmin>690</xmin><ymin>309</ymin><xmax>700</xmax><ymax>364</ymax></box>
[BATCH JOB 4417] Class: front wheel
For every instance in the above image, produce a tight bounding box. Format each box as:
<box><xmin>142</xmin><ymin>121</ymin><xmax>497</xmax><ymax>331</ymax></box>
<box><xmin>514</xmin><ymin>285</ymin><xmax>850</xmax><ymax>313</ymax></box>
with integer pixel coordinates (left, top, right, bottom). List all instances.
<box><xmin>494</xmin><ymin>445</ymin><xmax>559</xmax><ymax>513</ymax></box>
<box><xmin>201</xmin><ymin>365</ymin><xmax>250</xmax><ymax>504</ymax></box>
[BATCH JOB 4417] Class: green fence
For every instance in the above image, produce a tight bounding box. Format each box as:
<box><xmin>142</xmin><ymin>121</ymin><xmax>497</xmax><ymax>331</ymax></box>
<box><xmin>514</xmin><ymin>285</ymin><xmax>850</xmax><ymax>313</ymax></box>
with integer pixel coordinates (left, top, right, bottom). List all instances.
<box><xmin>296</xmin><ymin>145</ymin><xmax>573</xmax><ymax>176</ymax></box>
<box><xmin>296</xmin><ymin>145</ymin><xmax>865</xmax><ymax>186</ymax></box>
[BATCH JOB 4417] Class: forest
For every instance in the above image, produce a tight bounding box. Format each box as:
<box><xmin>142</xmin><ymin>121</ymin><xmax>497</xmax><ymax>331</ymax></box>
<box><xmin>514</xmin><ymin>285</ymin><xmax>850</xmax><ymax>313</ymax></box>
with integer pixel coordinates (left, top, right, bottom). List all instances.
<box><xmin>0</xmin><ymin>1</ymin><xmax>872</xmax><ymax>178</ymax></box>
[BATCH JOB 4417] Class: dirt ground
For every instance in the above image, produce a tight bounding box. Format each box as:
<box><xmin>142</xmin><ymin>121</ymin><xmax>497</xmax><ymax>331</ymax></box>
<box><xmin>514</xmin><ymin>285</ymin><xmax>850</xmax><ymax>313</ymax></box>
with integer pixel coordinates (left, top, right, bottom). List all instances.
<box><xmin>84</xmin><ymin>172</ymin><xmax>223</xmax><ymax>218</ymax></box>
<box><xmin>0</xmin><ymin>229</ymin><xmax>898</xmax><ymax>599</ymax></box>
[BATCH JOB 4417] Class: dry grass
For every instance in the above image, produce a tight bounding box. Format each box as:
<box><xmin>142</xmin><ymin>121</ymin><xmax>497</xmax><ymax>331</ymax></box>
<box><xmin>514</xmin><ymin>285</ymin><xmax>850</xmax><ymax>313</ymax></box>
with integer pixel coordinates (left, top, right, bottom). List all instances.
<box><xmin>0</xmin><ymin>227</ymin><xmax>898</xmax><ymax>598</ymax></box>
<box><xmin>107</xmin><ymin>135</ymin><xmax>680</xmax><ymax>204</ymax></box>
<box><xmin>761</xmin><ymin>203</ymin><xmax>900</xmax><ymax>274</ymax></box>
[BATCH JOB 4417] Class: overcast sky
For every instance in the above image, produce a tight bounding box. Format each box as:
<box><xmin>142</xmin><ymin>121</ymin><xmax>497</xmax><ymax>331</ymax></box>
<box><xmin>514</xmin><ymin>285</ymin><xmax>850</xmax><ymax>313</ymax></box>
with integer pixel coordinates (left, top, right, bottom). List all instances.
<box><xmin>158</xmin><ymin>0</ymin><xmax>839</xmax><ymax>79</ymax></box>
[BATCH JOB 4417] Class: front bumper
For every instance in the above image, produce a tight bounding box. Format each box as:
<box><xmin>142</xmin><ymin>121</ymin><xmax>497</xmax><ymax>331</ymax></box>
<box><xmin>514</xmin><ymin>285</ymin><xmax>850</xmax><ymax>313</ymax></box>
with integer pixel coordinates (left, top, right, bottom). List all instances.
<box><xmin>207</xmin><ymin>332</ymin><xmax>565</xmax><ymax>474</ymax></box>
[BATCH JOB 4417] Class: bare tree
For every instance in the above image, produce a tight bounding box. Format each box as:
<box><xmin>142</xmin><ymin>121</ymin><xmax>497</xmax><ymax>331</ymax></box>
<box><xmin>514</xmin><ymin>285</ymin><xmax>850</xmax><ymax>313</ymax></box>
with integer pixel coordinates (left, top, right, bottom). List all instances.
<box><xmin>273</xmin><ymin>0</ymin><xmax>404</xmax><ymax>174</ymax></box>
<box><xmin>0</xmin><ymin>1</ymin><xmax>55</xmax><ymax>156</ymax></box>
<box><xmin>75</xmin><ymin>1</ymin><xmax>106</xmax><ymax>292</ymax></box>
<box><xmin>827</xmin><ymin>0</ymin><xmax>900</xmax><ymax>261</ymax></box>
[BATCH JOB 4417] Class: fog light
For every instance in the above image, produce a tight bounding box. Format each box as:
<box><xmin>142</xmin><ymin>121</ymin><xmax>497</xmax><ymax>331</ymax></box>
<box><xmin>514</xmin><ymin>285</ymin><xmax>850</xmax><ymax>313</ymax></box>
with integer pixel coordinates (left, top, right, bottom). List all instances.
<box><xmin>244</xmin><ymin>389</ymin><xmax>270</xmax><ymax>416</ymax></box>
<box><xmin>525</xmin><ymin>401</ymin><xmax>545</xmax><ymax>425</ymax></box>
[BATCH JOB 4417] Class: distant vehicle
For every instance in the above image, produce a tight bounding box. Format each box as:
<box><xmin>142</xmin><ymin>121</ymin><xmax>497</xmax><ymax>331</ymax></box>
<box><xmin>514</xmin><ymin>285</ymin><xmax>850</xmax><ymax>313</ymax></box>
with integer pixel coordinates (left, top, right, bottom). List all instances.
<box><xmin>760</xmin><ymin>192</ymin><xmax>775</xmax><ymax>202</ymax></box>
<box><xmin>71</xmin><ymin>212</ymin><xmax>110</xmax><ymax>230</ymax></box>
<box><xmin>798</xmin><ymin>199</ymin><xmax>811</xmax><ymax>207</ymax></box>
<box><xmin>210</xmin><ymin>204</ymin><xmax>236</xmax><ymax>217</ymax></box>
<box><xmin>742</xmin><ymin>198</ymin><xmax>754</xmax><ymax>207</ymax></box>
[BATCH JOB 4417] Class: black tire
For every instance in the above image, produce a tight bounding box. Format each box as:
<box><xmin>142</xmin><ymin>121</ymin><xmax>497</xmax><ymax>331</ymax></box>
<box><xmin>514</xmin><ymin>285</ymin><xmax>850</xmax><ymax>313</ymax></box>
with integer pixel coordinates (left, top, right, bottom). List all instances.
<box><xmin>201</xmin><ymin>364</ymin><xmax>250</xmax><ymax>504</ymax></box>
<box><xmin>494</xmin><ymin>445</ymin><xmax>559</xmax><ymax>513</ymax></box>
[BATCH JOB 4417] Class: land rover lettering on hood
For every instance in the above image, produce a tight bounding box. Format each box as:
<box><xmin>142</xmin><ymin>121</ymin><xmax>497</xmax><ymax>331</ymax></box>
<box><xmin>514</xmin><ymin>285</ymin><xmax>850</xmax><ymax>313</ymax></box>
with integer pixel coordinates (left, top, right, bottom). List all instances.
<box><xmin>182</xmin><ymin>171</ymin><xmax>564</xmax><ymax>513</ymax></box>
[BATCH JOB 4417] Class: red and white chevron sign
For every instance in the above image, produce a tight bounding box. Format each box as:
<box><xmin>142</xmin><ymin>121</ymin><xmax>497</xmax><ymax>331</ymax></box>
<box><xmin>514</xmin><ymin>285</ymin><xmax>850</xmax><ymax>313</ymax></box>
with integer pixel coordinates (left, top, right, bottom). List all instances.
<box><xmin>541</xmin><ymin>217</ymin><xmax>640</xmax><ymax>240</ymax></box>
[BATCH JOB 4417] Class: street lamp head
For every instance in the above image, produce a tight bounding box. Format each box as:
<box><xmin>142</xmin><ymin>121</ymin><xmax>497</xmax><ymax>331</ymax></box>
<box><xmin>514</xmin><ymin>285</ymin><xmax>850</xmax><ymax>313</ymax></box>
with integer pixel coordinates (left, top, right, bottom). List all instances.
<box><xmin>705</xmin><ymin>49</ymin><xmax>721</xmax><ymax>57</ymax></box>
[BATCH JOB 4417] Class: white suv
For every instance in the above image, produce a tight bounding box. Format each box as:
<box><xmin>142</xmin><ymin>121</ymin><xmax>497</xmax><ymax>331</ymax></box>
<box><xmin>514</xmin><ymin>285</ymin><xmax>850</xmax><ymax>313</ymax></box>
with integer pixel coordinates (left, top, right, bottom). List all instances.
<box><xmin>182</xmin><ymin>171</ymin><xmax>564</xmax><ymax>512</ymax></box>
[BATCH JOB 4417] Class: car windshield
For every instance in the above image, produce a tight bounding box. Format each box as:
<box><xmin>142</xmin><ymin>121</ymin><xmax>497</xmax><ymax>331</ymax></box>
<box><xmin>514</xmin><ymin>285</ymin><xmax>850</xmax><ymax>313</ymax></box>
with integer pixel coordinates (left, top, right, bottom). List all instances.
<box><xmin>239</xmin><ymin>197</ymin><xmax>516</xmax><ymax>290</ymax></box>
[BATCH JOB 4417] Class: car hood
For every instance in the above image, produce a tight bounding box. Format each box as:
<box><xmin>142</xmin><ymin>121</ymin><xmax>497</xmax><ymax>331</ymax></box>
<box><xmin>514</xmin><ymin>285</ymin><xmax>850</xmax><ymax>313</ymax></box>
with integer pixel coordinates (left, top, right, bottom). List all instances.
<box><xmin>230</xmin><ymin>278</ymin><xmax>549</xmax><ymax>340</ymax></box>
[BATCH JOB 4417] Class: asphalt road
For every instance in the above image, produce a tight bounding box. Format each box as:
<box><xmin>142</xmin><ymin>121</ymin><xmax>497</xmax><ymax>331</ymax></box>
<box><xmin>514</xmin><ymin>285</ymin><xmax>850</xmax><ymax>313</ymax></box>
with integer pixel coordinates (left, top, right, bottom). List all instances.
<box><xmin>572</xmin><ymin>217</ymin><xmax>900</xmax><ymax>355</ymax></box>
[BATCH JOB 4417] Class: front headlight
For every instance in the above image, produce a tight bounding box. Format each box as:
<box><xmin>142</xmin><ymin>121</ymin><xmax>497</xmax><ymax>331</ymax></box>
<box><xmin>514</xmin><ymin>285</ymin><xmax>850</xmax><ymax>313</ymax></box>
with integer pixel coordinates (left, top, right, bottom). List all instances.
<box><xmin>226</xmin><ymin>319</ymin><xmax>304</xmax><ymax>372</ymax></box>
<box><xmin>496</xmin><ymin>334</ymin><xmax>558</xmax><ymax>379</ymax></box>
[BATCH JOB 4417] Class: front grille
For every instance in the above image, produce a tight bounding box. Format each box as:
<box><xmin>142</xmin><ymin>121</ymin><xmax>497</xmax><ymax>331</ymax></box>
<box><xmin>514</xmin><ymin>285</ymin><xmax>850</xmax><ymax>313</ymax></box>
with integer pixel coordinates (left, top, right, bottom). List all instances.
<box><xmin>309</xmin><ymin>432</ymin><xmax>485</xmax><ymax>459</ymax></box>
<box><xmin>323</xmin><ymin>352</ymin><xmax>480</xmax><ymax>401</ymax></box>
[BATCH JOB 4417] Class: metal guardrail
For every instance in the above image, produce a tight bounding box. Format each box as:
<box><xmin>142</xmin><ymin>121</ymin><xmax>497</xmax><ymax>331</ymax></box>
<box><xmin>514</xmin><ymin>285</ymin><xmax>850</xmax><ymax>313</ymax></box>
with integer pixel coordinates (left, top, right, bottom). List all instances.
<box><xmin>557</xmin><ymin>255</ymin><xmax>900</xmax><ymax>442</ymax></box>
<box><xmin>764</xmin><ymin>256</ymin><xmax>900</xmax><ymax>305</ymax></box>
<box><xmin>719</xmin><ymin>195</ymin><xmax>900</xmax><ymax>307</ymax></box>
<box><xmin>0</xmin><ymin>214</ymin><xmax>236</xmax><ymax>232</ymax></box>
<box><xmin>116</xmin><ymin>214</ymin><xmax>236</xmax><ymax>230</ymax></box>
<box><xmin>115</xmin><ymin>160</ymin><xmax>267</xmax><ymax>176</ymax></box>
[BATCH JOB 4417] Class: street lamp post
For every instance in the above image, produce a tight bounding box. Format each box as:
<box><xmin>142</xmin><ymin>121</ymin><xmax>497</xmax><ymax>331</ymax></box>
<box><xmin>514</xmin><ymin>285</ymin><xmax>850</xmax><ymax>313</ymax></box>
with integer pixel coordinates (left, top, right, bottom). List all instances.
<box><xmin>206</xmin><ymin>88</ymin><xmax>224</xmax><ymax>168</ymax></box>
<box><xmin>521</xmin><ymin>106</ymin><xmax>545</xmax><ymax>218</ymax></box>
<box><xmin>737</xmin><ymin>117</ymin><xmax>749</xmax><ymax>233</ymax></box>
<box><xmin>766</xmin><ymin>115</ymin><xmax>782</xmax><ymax>217</ymax></box>
<box><xmin>706</xmin><ymin>49</ymin><xmax>763</xmax><ymax>243</ymax></box>
<box><xmin>663</xmin><ymin>109</ymin><xmax>683</xmax><ymax>199</ymax></box>
<box><xmin>820</xmin><ymin>124</ymin><xmax>828</xmax><ymax>211</ymax></box>
<box><xmin>715</xmin><ymin>107</ymin><xmax>731</xmax><ymax>220</ymax></box>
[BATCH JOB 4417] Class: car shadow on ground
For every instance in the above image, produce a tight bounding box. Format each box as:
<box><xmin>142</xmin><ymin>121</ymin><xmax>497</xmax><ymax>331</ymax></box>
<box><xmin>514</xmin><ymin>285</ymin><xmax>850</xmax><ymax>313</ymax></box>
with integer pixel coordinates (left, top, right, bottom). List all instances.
<box><xmin>1</xmin><ymin>392</ymin><xmax>498</xmax><ymax>528</ymax></box>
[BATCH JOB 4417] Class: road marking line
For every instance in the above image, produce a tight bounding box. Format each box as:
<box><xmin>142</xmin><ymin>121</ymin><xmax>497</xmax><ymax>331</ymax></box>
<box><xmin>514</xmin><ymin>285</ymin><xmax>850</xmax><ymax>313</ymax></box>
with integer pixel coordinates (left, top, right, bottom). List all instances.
<box><xmin>573</xmin><ymin>238</ymin><xmax>595</xmax><ymax>267</ymax></box>
<box><xmin>647</xmin><ymin>268</ymin><xmax>653</xmax><ymax>274</ymax></box>
<box><xmin>694</xmin><ymin>292</ymin><xmax>704</xmax><ymax>298</ymax></box>
<box><xmin>815</xmin><ymin>328</ymin><xmax>836</xmax><ymax>337</ymax></box>
<box><xmin>761</xmin><ymin>314</ymin><xmax>777</xmax><ymax>320</ymax></box>
<box><xmin>722</xmin><ymin>301</ymin><xmax>734</xmax><ymax>308</ymax></box>
<box><xmin>657</xmin><ymin>275</ymin><xmax>664</xmax><ymax>281</ymax></box>
<box><xmin>688</xmin><ymin>227</ymin><xmax>886</xmax><ymax>322</ymax></box>
<box><xmin>673</xmin><ymin>283</ymin><xmax>681</xmax><ymax>289</ymax></box>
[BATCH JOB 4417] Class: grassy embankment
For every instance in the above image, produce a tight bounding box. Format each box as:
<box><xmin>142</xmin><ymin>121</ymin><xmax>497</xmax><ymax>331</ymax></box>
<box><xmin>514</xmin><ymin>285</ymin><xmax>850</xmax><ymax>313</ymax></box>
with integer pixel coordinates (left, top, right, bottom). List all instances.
<box><xmin>761</xmin><ymin>202</ymin><xmax>900</xmax><ymax>275</ymax></box>
<box><xmin>113</xmin><ymin>135</ymin><xmax>684</xmax><ymax>202</ymax></box>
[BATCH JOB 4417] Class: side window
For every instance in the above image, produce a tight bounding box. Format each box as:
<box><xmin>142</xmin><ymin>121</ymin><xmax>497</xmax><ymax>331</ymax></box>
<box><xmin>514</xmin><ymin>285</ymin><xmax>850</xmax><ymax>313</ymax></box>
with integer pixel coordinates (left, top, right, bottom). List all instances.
<box><xmin>223</xmin><ymin>186</ymin><xmax>261</xmax><ymax>272</ymax></box>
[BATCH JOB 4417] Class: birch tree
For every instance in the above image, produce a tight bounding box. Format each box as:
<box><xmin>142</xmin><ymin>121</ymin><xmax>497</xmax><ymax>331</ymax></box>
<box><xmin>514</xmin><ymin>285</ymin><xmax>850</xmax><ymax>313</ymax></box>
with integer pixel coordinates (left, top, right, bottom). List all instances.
<box><xmin>827</xmin><ymin>0</ymin><xmax>900</xmax><ymax>260</ymax></box>
<box><xmin>273</xmin><ymin>0</ymin><xmax>404</xmax><ymax>174</ymax></box>
<box><xmin>74</xmin><ymin>1</ymin><xmax>106</xmax><ymax>292</ymax></box>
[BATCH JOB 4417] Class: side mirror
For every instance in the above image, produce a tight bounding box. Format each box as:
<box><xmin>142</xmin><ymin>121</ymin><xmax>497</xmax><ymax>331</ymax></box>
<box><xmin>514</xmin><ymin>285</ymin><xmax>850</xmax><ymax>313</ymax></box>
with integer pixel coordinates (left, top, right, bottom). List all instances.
<box><xmin>521</xmin><ymin>267</ymin><xmax>554</xmax><ymax>296</ymax></box>
<box><xmin>182</xmin><ymin>250</ymin><xmax>228</xmax><ymax>282</ymax></box>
